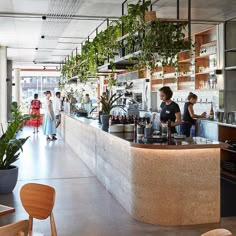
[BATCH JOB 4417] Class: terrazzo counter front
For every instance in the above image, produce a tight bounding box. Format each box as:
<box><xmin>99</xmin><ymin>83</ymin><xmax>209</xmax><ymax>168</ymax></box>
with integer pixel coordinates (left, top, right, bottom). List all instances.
<box><xmin>59</xmin><ymin>113</ymin><xmax>227</xmax><ymax>226</ymax></box>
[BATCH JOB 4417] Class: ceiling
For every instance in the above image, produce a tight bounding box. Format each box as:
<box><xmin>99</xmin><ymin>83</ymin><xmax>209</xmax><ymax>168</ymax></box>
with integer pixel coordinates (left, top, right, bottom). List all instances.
<box><xmin>0</xmin><ymin>0</ymin><xmax>236</xmax><ymax>69</ymax></box>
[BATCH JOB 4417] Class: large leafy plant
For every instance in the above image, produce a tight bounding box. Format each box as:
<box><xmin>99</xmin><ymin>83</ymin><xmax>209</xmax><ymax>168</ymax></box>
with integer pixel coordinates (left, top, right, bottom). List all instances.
<box><xmin>0</xmin><ymin>106</ymin><xmax>30</xmax><ymax>169</ymax></box>
<box><xmin>100</xmin><ymin>93</ymin><xmax>125</xmax><ymax>115</ymax></box>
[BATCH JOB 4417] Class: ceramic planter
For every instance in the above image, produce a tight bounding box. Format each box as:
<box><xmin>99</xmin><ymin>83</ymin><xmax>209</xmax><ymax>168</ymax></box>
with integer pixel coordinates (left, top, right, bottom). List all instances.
<box><xmin>0</xmin><ymin>166</ymin><xmax>18</xmax><ymax>193</ymax></box>
<box><xmin>101</xmin><ymin>114</ymin><xmax>110</xmax><ymax>132</ymax></box>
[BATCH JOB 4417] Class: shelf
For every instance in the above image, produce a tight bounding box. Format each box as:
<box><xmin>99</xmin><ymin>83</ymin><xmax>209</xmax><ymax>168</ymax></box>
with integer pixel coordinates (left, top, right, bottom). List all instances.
<box><xmin>177</xmin><ymin>74</ymin><xmax>193</xmax><ymax>78</ymax></box>
<box><xmin>221</xmin><ymin>170</ymin><xmax>236</xmax><ymax>179</ymax></box>
<box><xmin>178</xmin><ymin>58</ymin><xmax>192</xmax><ymax>63</ymax></box>
<box><xmin>195</xmin><ymin>89</ymin><xmax>219</xmax><ymax>91</ymax></box>
<box><xmin>195</xmin><ymin>71</ymin><xmax>215</xmax><ymax>75</ymax></box>
<box><xmin>195</xmin><ymin>53</ymin><xmax>216</xmax><ymax>59</ymax></box>
<box><xmin>225</xmin><ymin>66</ymin><xmax>236</xmax><ymax>71</ymax></box>
<box><xmin>221</xmin><ymin>148</ymin><xmax>236</xmax><ymax>154</ymax></box>
<box><xmin>225</xmin><ymin>48</ymin><xmax>236</xmax><ymax>52</ymax></box>
<box><xmin>201</xmin><ymin>40</ymin><xmax>217</xmax><ymax>48</ymax></box>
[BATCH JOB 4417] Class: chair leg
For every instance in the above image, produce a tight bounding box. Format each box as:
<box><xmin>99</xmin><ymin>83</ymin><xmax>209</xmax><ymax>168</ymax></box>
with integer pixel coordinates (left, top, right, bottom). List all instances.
<box><xmin>50</xmin><ymin>212</ymin><xmax>57</xmax><ymax>236</ymax></box>
<box><xmin>28</xmin><ymin>216</ymin><xmax>33</xmax><ymax>236</ymax></box>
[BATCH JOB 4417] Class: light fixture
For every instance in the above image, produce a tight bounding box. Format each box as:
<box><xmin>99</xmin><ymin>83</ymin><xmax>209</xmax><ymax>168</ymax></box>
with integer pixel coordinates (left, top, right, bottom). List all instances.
<box><xmin>42</xmin><ymin>16</ymin><xmax>46</xmax><ymax>20</ymax></box>
<box><xmin>33</xmin><ymin>60</ymin><xmax>36</xmax><ymax>64</ymax></box>
<box><xmin>43</xmin><ymin>66</ymin><xmax>46</xmax><ymax>70</ymax></box>
<box><xmin>41</xmin><ymin>35</ymin><xmax>45</xmax><ymax>39</ymax></box>
<box><xmin>35</xmin><ymin>48</ymin><xmax>38</xmax><ymax>50</ymax></box>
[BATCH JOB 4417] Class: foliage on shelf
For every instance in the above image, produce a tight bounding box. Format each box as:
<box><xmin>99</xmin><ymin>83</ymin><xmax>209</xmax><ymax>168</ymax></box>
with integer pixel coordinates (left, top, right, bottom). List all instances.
<box><xmin>107</xmin><ymin>76</ymin><xmax>117</xmax><ymax>89</ymax></box>
<box><xmin>60</xmin><ymin>0</ymin><xmax>191</xmax><ymax>83</ymax></box>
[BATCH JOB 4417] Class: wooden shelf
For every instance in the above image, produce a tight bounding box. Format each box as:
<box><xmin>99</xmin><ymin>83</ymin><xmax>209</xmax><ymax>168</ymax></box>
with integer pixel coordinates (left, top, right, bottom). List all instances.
<box><xmin>225</xmin><ymin>66</ymin><xmax>236</xmax><ymax>71</ymax></box>
<box><xmin>221</xmin><ymin>169</ymin><xmax>236</xmax><ymax>179</ymax></box>
<box><xmin>195</xmin><ymin>71</ymin><xmax>214</xmax><ymax>75</ymax></box>
<box><xmin>221</xmin><ymin>148</ymin><xmax>236</xmax><ymax>154</ymax></box>
<box><xmin>177</xmin><ymin>75</ymin><xmax>191</xmax><ymax>78</ymax></box>
<box><xmin>178</xmin><ymin>58</ymin><xmax>192</xmax><ymax>63</ymax></box>
<box><xmin>195</xmin><ymin>53</ymin><xmax>216</xmax><ymax>59</ymax></box>
<box><xmin>225</xmin><ymin>48</ymin><xmax>236</xmax><ymax>52</ymax></box>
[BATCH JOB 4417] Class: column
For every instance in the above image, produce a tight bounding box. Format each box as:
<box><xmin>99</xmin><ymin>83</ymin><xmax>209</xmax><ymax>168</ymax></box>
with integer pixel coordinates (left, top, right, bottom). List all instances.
<box><xmin>7</xmin><ymin>60</ymin><xmax>13</xmax><ymax>120</ymax></box>
<box><xmin>13</xmin><ymin>68</ymin><xmax>21</xmax><ymax>104</ymax></box>
<box><xmin>0</xmin><ymin>46</ymin><xmax>7</xmax><ymax>126</ymax></box>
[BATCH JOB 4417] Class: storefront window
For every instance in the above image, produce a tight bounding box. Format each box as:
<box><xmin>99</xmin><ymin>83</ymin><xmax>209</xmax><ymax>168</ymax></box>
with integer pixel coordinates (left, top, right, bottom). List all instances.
<box><xmin>20</xmin><ymin>72</ymin><xmax>60</xmax><ymax>114</ymax></box>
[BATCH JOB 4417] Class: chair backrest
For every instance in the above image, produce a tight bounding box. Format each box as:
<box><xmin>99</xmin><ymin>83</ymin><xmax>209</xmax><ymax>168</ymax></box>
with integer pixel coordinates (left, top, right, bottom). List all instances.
<box><xmin>0</xmin><ymin>220</ymin><xmax>29</xmax><ymax>236</ymax></box>
<box><xmin>201</xmin><ymin>228</ymin><xmax>233</xmax><ymax>236</ymax></box>
<box><xmin>20</xmin><ymin>183</ymin><xmax>56</xmax><ymax>220</ymax></box>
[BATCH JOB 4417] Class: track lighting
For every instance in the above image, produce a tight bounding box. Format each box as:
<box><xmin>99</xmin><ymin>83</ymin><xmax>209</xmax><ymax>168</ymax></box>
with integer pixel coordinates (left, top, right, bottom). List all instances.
<box><xmin>35</xmin><ymin>48</ymin><xmax>38</xmax><ymax>50</ymax></box>
<box><xmin>42</xmin><ymin>16</ymin><xmax>46</xmax><ymax>20</ymax></box>
<box><xmin>33</xmin><ymin>60</ymin><xmax>36</xmax><ymax>64</ymax></box>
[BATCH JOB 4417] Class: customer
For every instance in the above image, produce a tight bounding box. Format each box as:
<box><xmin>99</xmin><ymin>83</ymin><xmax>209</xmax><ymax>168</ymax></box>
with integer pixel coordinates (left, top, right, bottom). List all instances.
<box><xmin>54</xmin><ymin>91</ymin><xmax>62</xmax><ymax>128</ymax></box>
<box><xmin>84</xmin><ymin>94</ymin><xmax>91</xmax><ymax>105</ymax></box>
<box><xmin>43</xmin><ymin>91</ymin><xmax>56</xmax><ymax>141</ymax></box>
<box><xmin>159</xmin><ymin>86</ymin><xmax>181</xmax><ymax>133</ymax></box>
<box><xmin>180</xmin><ymin>92</ymin><xmax>206</xmax><ymax>137</ymax></box>
<box><xmin>27</xmin><ymin>93</ymin><xmax>42</xmax><ymax>133</ymax></box>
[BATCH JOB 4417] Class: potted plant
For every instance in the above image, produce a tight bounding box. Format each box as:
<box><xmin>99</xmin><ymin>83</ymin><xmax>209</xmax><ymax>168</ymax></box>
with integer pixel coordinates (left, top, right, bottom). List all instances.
<box><xmin>0</xmin><ymin>106</ymin><xmax>30</xmax><ymax>193</ymax></box>
<box><xmin>100</xmin><ymin>93</ymin><xmax>125</xmax><ymax>131</ymax></box>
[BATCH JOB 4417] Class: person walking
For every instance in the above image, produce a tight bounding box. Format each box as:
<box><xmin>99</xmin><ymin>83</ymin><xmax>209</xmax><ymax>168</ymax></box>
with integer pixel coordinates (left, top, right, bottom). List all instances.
<box><xmin>43</xmin><ymin>91</ymin><xmax>56</xmax><ymax>141</ymax></box>
<box><xmin>53</xmin><ymin>91</ymin><xmax>62</xmax><ymax>129</ymax></box>
<box><xmin>27</xmin><ymin>93</ymin><xmax>42</xmax><ymax>133</ymax></box>
<box><xmin>180</xmin><ymin>92</ymin><xmax>206</xmax><ymax>137</ymax></box>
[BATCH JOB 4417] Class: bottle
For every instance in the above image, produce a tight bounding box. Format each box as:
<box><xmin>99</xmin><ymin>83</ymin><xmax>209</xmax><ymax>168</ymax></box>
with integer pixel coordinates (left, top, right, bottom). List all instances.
<box><xmin>134</xmin><ymin>116</ymin><xmax>138</xmax><ymax>142</ymax></box>
<box><xmin>167</xmin><ymin>120</ymin><xmax>172</xmax><ymax>144</ymax></box>
<box><xmin>209</xmin><ymin>102</ymin><xmax>214</xmax><ymax>120</ymax></box>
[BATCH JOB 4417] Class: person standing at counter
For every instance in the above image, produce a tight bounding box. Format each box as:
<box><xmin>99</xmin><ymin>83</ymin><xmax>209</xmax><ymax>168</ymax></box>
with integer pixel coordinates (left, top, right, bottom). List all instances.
<box><xmin>159</xmin><ymin>86</ymin><xmax>181</xmax><ymax>133</ymax></box>
<box><xmin>180</xmin><ymin>92</ymin><xmax>206</xmax><ymax>137</ymax></box>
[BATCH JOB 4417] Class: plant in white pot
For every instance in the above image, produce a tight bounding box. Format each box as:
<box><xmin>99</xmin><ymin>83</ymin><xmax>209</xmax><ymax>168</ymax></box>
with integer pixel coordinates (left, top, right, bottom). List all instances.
<box><xmin>100</xmin><ymin>93</ymin><xmax>125</xmax><ymax>132</ymax></box>
<box><xmin>0</xmin><ymin>106</ymin><xmax>30</xmax><ymax>193</ymax></box>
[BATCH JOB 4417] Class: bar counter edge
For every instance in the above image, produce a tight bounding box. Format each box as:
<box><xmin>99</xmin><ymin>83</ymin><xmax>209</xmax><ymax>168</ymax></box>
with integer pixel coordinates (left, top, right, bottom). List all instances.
<box><xmin>59</xmin><ymin>113</ymin><xmax>225</xmax><ymax>226</ymax></box>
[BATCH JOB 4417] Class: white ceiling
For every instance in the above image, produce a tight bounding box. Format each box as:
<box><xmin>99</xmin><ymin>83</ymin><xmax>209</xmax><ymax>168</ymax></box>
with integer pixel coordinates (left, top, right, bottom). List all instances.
<box><xmin>0</xmin><ymin>0</ymin><xmax>236</xmax><ymax>69</ymax></box>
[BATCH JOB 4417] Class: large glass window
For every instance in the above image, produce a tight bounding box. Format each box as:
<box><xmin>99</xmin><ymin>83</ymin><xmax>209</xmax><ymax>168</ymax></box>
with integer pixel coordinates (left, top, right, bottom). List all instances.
<box><xmin>20</xmin><ymin>72</ymin><xmax>61</xmax><ymax>114</ymax></box>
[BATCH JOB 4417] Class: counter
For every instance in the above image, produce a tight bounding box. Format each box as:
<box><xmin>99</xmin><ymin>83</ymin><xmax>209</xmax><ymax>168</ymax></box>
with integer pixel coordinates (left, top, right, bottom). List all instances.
<box><xmin>59</xmin><ymin>113</ymin><xmax>227</xmax><ymax>226</ymax></box>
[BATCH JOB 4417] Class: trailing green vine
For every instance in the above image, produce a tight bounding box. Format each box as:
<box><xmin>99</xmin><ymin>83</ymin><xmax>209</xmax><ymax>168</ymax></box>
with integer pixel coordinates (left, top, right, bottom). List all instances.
<box><xmin>60</xmin><ymin>0</ymin><xmax>191</xmax><ymax>84</ymax></box>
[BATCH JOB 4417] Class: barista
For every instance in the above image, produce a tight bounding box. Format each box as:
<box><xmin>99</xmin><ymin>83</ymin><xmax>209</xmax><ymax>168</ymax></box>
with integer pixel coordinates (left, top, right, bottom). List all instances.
<box><xmin>159</xmin><ymin>86</ymin><xmax>181</xmax><ymax>133</ymax></box>
<box><xmin>180</xmin><ymin>92</ymin><xmax>206</xmax><ymax>137</ymax></box>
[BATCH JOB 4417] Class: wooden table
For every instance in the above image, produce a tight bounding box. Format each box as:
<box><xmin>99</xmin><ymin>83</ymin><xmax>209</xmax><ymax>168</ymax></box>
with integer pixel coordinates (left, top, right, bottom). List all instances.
<box><xmin>0</xmin><ymin>204</ymin><xmax>15</xmax><ymax>216</ymax></box>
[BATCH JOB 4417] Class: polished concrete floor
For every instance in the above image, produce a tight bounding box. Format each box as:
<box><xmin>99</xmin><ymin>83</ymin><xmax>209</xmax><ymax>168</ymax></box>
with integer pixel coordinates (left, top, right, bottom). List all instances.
<box><xmin>0</xmin><ymin>127</ymin><xmax>236</xmax><ymax>236</ymax></box>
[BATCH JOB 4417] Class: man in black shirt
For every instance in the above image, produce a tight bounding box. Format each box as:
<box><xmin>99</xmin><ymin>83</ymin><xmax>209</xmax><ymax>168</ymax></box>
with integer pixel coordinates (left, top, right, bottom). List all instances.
<box><xmin>159</xmin><ymin>86</ymin><xmax>181</xmax><ymax>133</ymax></box>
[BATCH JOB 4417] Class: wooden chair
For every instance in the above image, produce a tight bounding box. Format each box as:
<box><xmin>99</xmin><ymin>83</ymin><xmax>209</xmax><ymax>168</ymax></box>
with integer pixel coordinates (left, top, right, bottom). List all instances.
<box><xmin>0</xmin><ymin>219</ymin><xmax>29</xmax><ymax>236</ymax></box>
<box><xmin>20</xmin><ymin>183</ymin><xmax>57</xmax><ymax>236</ymax></box>
<box><xmin>201</xmin><ymin>228</ymin><xmax>233</xmax><ymax>236</ymax></box>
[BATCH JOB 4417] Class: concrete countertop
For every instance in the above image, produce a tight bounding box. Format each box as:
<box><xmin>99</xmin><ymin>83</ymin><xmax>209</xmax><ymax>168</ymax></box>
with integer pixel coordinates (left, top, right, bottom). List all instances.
<box><xmin>68</xmin><ymin>114</ymin><xmax>227</xmax><ymax>150</ymax></box>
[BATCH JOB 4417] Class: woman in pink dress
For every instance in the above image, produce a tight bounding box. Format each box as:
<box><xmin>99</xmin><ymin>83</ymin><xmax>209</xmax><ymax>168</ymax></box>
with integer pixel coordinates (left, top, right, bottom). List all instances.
<box><xmin>27</xmin><ymin>93</ymin><xmax>42</xmax><ymax>133</ymax></box>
